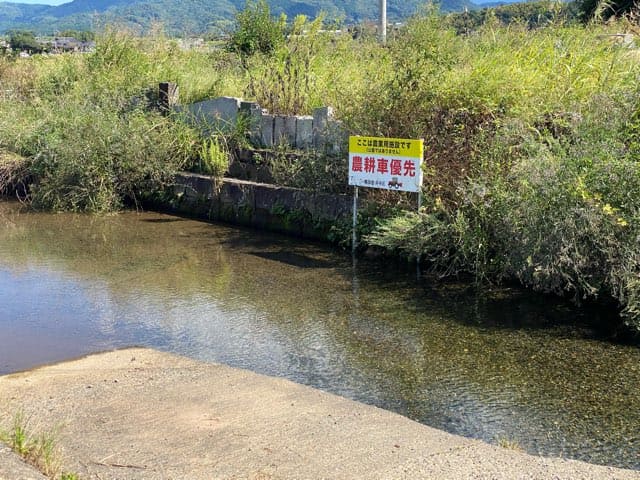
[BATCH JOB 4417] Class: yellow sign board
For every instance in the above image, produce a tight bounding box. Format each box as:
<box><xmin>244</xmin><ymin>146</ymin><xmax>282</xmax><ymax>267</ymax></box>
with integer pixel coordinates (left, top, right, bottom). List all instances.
<box><xmin>348</xmin><ymin>136</ymin><xmax>424</xmax><ymax>193</ymax></box>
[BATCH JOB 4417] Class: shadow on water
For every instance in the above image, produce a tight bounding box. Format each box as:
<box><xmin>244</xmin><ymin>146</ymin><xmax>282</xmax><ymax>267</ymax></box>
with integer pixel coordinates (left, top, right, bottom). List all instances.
<box><xmin>0</xmin><ymin>201</ymin><xmax>638</xmax><ymax>470</ymax></box>
<box><xmin>356</xmin><ymin>252</ymin><xmax>630</xmax><ymax>341</ymax></box>
<box><xmin>247</xmin><ymin>250</ymin><xmax>335</xmax><ymax>269</ymax></box>
<box><xmin>141</xmin><ymin>218</ymin><xmax>186</xmax><ymax>223</ymax></box>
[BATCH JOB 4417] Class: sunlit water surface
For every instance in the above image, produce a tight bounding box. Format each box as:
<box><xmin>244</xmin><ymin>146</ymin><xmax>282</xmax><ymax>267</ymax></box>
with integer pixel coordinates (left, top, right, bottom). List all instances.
<box><xmin>0</xmin><ymin>201</ymin><xmax>638</xmax><ymax>469</ymax></box>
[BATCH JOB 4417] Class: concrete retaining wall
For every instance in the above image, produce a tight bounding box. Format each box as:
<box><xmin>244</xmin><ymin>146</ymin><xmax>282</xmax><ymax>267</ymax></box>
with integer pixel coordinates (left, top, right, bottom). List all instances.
<box><xmin>166</xmin><ymin>173</ymin><xmax>352</xmax><ymax>240</ymax></box>
<box><xmin>158</xmin><ymin>85</ymin><xmax>352</xmax><ymax>241</ymax></box>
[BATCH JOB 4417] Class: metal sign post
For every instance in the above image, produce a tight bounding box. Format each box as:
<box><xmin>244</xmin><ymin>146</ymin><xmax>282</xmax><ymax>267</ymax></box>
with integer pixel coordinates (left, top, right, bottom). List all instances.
<box><xmin>352</xmin><ymin>186</ymin><xmax>359</xmax><ymax>254</ymax></box>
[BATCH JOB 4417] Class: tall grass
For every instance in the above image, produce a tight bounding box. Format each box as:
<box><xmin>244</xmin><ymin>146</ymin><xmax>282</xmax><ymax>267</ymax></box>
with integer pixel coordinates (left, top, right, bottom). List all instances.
<box><xmin>0</xmin><ymin>30</ymin><xmax>209</xmax><ymax>212</ymax></box>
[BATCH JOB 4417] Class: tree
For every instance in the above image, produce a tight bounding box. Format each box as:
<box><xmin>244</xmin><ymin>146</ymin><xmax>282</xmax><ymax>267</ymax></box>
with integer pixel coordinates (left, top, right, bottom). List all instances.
<box><xmin>227</xmin><ymin>0</ymin><xmax>286</xmax><ymax>57</ymax></box>
<box><xmin>8</xmin><ymin>30</ymin><xmax>43</xmax><ymax>53</ymax></box>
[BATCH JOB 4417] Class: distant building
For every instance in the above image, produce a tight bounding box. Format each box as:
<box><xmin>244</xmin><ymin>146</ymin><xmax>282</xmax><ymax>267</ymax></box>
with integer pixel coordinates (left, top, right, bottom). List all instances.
<box><xmin>43</xmin><ymin>37</ymin><xmax>96</xmax><ymax>53</ymax></box>
<box><xmin>176</xmin><ymin>38</ymin><xmax>205</xmax><ymax>51</ymax></box>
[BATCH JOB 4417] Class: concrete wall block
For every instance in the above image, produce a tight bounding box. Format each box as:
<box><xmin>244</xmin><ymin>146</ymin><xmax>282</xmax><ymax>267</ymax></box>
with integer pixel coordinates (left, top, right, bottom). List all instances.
<box><xmin>255</xmin><ymin>184</ymin><xmax>284</xmax><ymax>211</ymax></box>
<box><xmin>159</xmin><ymin>82</ymin><xmax>179</xmax><ymax>112</ymax></box>
<box><xmin>209</xmin><ymin>96</ymin><xmax>242</xmax><ymax>130</ymax></box>
<box><xmin>240</xmin><ymin>101</ymin><xmax>263</xmax><ymax>146</ymax></box>
<box><xmin>312</xmin><ymin>106</ymin><xmax>335</xmax><ymax>149</ymax></box>
<box><xmin>170</xmin><ymin>174</ymin><xmax>354</xmax><ymax>240</ymax></box>
<box><xmin>180</xmin><ymin>97</ymin><xmax>241</xmax><ymax>134</ymax></box>
<box><xmin>223</xmin><ymin>182</ymin><xmax>252</xmax><ymax>208</ymax></box>
<box><xmin>172</xmin><ymin>182</ymin><xmax>185</xmax><ymax>197</ymax></box>
<box><xmin>261</xmin><ymin>114</ymin><xmax>275</xmax><ymax>147</ymax></box>
<box><xmin>175</xmin><ymin>101</ymin><xmax>212</xmax><ymax>134</ymax></box>
<box><xmin>174</xmin><ymin>173</ymin><xmax>214</xmax><ymax>201</ymax></box>
<box><xmin>173</xmin><ymin>104</ymin><xmax>200</xmax><ymax>131</ymax></box>
<box><xmin>326</xmin><ymin>120</ymin><xmax>348</xmax><ymax>155</ymax></box>
<box><xmin>284</xmin><ymin>117</ymin><xmax>297</xmax><ymax>146</ymax></box>
<box><xmin>274</xmin><ymin>116</ymin><xmax>287</xmax><ymax>146</ymax></box>
<box><xmin>295</xmin><ymin>116</ymin><xmax>313</xmax><ymax>149</ymax></box>
<box><xmin>239</xmin><ymin>101</ymin><xmax>260</xmax><ymax>112</ymax></box>
<box><xmin>313</xmin><ymin>191</ymin><xmax>352</xmax><ymax>218</ymax></box>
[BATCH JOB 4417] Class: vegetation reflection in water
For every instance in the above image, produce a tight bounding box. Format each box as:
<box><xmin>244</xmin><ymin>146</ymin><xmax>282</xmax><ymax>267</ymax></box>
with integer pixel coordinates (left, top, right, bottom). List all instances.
<box><xmin>0</xmin><ymin>201</ymin><xmax>638</xmax><ymax>469</ymax></box>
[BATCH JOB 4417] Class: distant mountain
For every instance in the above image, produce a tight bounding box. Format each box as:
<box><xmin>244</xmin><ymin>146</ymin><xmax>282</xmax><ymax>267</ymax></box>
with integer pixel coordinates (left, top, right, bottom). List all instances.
<box><xmin>0</xmin><ymin>0</ymin><xmax>479</xmax><ymax>35</ymax></box>
<box><xmin>471</xmin><ymin>0</ymin><xmax>521</xmax><ymax>6</ymax></box>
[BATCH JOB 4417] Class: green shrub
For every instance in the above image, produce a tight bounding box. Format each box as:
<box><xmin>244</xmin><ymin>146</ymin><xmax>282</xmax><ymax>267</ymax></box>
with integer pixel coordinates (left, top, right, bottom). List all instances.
<box><xmin>367</xmin><ymin>92</ymin><xmax>640</xmax><ymax>330</ymax></box>
<box><xmin>245</xmin><ymin>14</ymin><xmax>327</xmax><ymax>114</ymax></box>
<box><xmin>265</xmin><ymin>144</ymin><xmax>348</xmax><ymax>194</ymax></box>
<box><xmin>227</xmin><ymin>0</ymin><xmax>285</xmax><ymax>57</ymax></box>
<box><xmin>362</xmin><ymin>15</ymin><xmax>640</xmax><ymax>330</ymax></box>
<box><xmin>16</xmin><ymin>101</ymin><xmax>198</xmax><ymax>212</ymax></box>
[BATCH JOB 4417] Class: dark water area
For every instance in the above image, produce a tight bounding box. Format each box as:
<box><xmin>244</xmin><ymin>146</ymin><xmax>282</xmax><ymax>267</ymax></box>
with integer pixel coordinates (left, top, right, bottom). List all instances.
<box><xmin>0</xmin><ymin>200</ymin><xmax>638</xmax><ymax>469</ymax></box>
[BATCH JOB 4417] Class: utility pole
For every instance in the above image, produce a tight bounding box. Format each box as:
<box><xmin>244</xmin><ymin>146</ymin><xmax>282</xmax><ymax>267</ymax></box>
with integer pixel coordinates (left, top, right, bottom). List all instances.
<box><xmin>379</xmin><ymin>0</ymin><xmax>387</xmax><ymax>44</ymax></box>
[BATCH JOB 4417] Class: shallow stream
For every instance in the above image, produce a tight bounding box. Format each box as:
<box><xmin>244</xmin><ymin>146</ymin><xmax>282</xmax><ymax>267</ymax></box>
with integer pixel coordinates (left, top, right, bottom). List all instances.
<box><xmin>0</xmin><ymin>201</ymin><xmax>638</xmax><ymax>469</ymax></box>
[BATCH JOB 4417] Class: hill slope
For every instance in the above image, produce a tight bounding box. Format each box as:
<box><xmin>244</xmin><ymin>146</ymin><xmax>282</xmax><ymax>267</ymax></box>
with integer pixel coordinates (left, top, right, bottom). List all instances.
<box><xmin>0</xmin><ymin>0</ymin><xmax>476</xmax><ymax>35</ymax></box>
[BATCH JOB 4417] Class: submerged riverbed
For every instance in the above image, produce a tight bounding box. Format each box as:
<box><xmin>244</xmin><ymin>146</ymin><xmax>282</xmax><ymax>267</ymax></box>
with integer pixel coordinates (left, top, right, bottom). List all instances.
<box><xmin>0</xmin><ymin>200</ymin><xmax>638</xmax><ymax>469</ymax></box>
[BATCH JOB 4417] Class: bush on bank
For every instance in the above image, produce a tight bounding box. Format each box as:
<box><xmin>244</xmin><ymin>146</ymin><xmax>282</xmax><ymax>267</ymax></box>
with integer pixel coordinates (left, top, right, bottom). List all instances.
<box><xmin>359</xmin><ymin>16</ymin><xmax>640</xmax><ymax>332</ymax></box>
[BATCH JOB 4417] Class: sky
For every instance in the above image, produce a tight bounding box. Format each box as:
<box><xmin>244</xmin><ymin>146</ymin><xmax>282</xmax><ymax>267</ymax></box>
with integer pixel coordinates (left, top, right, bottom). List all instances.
<box><xmin>0</xmin><ymin>0</ymin><xmax>70</xmax><ymax>4</ymax></box>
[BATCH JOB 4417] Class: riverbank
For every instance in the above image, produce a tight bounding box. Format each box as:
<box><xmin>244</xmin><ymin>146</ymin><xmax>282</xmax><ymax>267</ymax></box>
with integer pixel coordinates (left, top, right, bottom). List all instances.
<box><xmin>2</xmin><ymin>16</ymin><xmax>640</xmax><ymax>333</ymax></box>
<box><xmin>1</xmin><ymin>348</ymin><xmax>639</xmax><ymax>480</ymax></box>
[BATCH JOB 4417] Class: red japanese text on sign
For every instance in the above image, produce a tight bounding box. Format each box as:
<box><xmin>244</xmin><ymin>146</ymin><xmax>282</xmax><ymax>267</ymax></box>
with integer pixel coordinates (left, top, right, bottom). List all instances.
<box><xmin>352</xmin><ymin>155</ymin><xmax>363</xmax><ymax>172</ymax></box>
<box><xmin>390</xmin><ymin>159</ymin><xmax>402</xmax><ymax>176</ymax></box>
<box><xmin>403</xmin><ymin>160</ymin><xmax>416</xmax><ymax>177</ymax></box>
<box><xmin>364</xmin><ymin>157</ymin><xmax>376</xmax><ymax>173</ymax></box>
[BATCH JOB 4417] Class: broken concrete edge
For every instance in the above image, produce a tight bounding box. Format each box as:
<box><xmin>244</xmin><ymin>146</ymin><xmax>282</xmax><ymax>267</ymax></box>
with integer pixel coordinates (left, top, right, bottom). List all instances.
<box><xmin>2</xmin><ymin>347</ymin><xmax>142</xmax><ymax>378</ymax></box>
<box><xmin>0</xmin><ymin>443</ymin><xmax>48</xmax><ymax>480</ymax></box>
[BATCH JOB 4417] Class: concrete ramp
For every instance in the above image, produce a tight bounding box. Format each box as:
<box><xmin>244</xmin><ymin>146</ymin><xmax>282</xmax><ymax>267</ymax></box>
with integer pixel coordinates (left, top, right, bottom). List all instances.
<box><xmin>0</xmin><ymin>348</ymin><xmax>638</xmax><ymax>480</ymax></box>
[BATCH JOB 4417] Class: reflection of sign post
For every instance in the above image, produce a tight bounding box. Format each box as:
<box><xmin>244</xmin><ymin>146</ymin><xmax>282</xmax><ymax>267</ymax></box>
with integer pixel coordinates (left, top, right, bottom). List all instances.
<box><xmin>349</xmin><ymin>135</ymin><xmax>424</xmax><ymax>252</ymax></box>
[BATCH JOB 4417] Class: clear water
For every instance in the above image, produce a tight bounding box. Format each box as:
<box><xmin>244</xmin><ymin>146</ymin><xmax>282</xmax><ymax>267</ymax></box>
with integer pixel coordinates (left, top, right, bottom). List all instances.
<box><xmin>0</xmin><ymin>200</ymin><xmax>638</xmax><ymax>469</ymax></box>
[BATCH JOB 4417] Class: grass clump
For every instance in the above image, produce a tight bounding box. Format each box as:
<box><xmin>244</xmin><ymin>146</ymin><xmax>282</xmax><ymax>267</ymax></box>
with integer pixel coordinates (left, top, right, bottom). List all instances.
<box><xmin>0</xmin><ymin>100</ymin><xmax>198</xmax><ymax>212</ymax></box>
<box><xmin>196</xmin><ymin>137</ymin><xmax>229</xmax><ymax>177</ymax></box>
<box><xmin>497</xmin><ymin>436</ymin><xmax>524</xmax><ymax>451</ymax></box>
<box><xmin>0</xmin><ymin>30</ymin><xmax>204</xmax><ymax>212</ymax></box>
<box><xmin>0</xmin><ymin>411</ymin><xmax>79</xmax><ymax>479</ymax></box>
<box><xmin>0</xmin><ymin>150</ymin><xmax>30</xmax><ymax>197</ymax></box>
<box><xmin>358</xmin><ymin>13</ymin><xmax>640</xmax><ymax>333</ymax></box>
